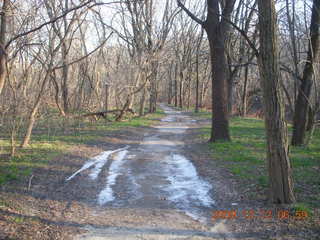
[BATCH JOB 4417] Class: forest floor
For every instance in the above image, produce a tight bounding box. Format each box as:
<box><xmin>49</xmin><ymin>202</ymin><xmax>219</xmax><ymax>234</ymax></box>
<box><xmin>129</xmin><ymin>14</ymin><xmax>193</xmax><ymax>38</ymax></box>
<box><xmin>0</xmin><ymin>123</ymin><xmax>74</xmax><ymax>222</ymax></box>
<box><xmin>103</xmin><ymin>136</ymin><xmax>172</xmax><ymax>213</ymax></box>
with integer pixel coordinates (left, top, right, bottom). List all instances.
<box><xmin>0</xmin><ymin>105</ymin><xmax>319</xmax><ymax>240</ymax></box>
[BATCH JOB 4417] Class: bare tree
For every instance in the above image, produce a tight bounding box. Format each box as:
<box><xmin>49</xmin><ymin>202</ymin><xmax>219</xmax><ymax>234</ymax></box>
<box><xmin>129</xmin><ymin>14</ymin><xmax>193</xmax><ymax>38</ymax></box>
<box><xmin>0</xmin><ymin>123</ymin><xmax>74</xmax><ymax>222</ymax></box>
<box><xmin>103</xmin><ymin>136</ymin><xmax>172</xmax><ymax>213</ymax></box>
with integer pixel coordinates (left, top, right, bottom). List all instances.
<box><xmin>0</xmin><ymin>0</ymin><xmax>9</xmax><ymax>96</ymax></box>
<box><xmin>257</xmin><ymin>0</ymin><xmax>295</xmax><ymax>203</ymax></box>
<box><xmin>177</xmin><ymin>0</ymin><xmax>236</xmax><ymax>141</ymax></box>
<box><xmin>291</xmin><ymin>0</ymin><xmax>320</xmax><ymax>146</ymax></box>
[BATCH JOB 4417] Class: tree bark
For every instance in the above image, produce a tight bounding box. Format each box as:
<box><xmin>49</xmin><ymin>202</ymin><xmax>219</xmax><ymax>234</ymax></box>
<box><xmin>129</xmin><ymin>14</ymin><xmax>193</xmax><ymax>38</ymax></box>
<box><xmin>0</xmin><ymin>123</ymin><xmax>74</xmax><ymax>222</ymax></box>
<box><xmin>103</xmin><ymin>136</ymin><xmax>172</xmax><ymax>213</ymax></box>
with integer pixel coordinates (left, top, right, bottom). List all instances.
<box><xmin>0</xmin><ymin>0</ymin><xmax>9</xmax><ymax>96</ymax></box>
<box><xmin>242</xmin><ymin>65</ymin><xmax>249</xmax><ymax>117</ymax></box>
<box><xmin>179</xmin><ymin>70</ymin><xmax>183</xmax><ymax>109</ymax></box>
<box><xmin>203</xmin><ymin>0</ymin><xmax>235</xmax><ymax>142</ymax></box>
<box><xmin>195</xmin><ymin>30</ymin><xmax>203</xmax><ymax>113</ymax></box>
<box><xmin>291</xmin><ymin>0</ymin><xmax>320</xmax><ymax>146</ymax></box>
<box><xmin>105</xmin><ymin>84</ymin><xmax>110</xmax><ymax>118</ymax></box>
<box><xmin>257</xmin><ymin>0</ymin><xmax>295</xmax><ymax>204</ymax></box>
<box><xmin>149</xmin><ymin>61</ymin><xmax>158</xmax><ymax>113</ymax></box>
<box><xmin>61</xmin><ymin>42</ymin><xmax>70</xmax><ymax>113</ymax></box>
<box><xmin>177</xmin><ymin>0</ymin><xmax>234</xmax><ymax>141</ymax></box>
<box><xmin>174</xmin><ymin>64</ymin><xmax>178</xmax><ymax>107</ymax></box>
<box><xmin>139</xmin><ymin>86</ymin><xmax>147</xmax><ymax>116</ymax></box>
<box><xmin>206</xmin><ymin>35</ymin><xmax>230</xmax><ymax>141</ymax></box>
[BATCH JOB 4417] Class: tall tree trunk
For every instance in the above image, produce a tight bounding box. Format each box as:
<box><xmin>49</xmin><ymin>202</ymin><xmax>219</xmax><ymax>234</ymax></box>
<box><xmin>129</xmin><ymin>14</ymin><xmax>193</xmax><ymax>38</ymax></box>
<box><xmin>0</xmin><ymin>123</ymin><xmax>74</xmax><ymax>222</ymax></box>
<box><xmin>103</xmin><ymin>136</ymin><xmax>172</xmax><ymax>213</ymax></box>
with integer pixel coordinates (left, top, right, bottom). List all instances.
<box><xmin>105</xmin><ymin>83</ymin><xmax>110</xmax><ymax>117</ymax></box>
<box><xmin>257</xmin><ymin>0</ymin><xmax>295</xmax><ymax>204</ymax></box>
<box><xmin>242</xmin><ymin>65</ymin><xmax>249</xmax><ymax>117</ymax></box>
<box><xmin>0</xmin><ymin>0</ymin><xmax>9</xmax><ymax>96</ymax></box>
<box><xmin>179</xmin><ymin>71</ymin><xmax>183</xmax><ymax>108</ymax></box>
<box><xmin>174</xmin><ymin>64</ymin><xmax>178</xmax><ymax>107</ymax></box>
<box><xmin>227</xmin><ymin>55</ymin><xmax>234</xmax><ymax>115</ymax></box>
<box><xmin>168</xmin><ymin>67</ymin><xmax>173</xmax><ymax>105</ymax></box>
<box><xmin>196</xmin><ymin>0</ymin><xmax>235</xmax><ymax>142</ymax></box>
<box><xmin>195</xmin><ymin>59</ymin><xmax>200</xmax><ymax>112</ymax></box>
<box><xmin>195</xmin><ymin>30</ymin><xmax>204</xmax><ymax>113</ymax></box>
<box><xmin>292</xmin><ymin>0</ymin><xmax>320</xmax><ymax>146</ymax></box>
<box><xmin>139</xmin><ymin>86</ymin><xmax>147</xmax><ymax>116</ymax></box>
<box><xmin>206</xmin><ymin>35</ymin><xmax>230</xmax><ymax>141</ymax></box>
<box><xmin>62</xmin><ymin>42</ymin><xmax>70</xmax><ymax>113</ymax></box>
<box><xmin>148</xmin><ymin>61</ymin><xmax>158</xmax><ymax>113</ymax></box>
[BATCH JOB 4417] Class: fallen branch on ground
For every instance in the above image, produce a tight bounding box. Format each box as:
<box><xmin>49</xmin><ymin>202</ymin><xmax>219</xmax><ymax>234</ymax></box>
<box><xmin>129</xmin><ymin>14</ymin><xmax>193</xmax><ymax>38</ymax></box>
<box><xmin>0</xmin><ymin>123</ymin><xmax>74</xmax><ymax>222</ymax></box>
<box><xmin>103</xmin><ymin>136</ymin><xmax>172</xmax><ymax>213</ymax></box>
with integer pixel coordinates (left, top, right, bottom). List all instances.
<box><xmin>81</xmin><ymin>109</ymin><xmax>135</xmax><ymax>120</ymax></box>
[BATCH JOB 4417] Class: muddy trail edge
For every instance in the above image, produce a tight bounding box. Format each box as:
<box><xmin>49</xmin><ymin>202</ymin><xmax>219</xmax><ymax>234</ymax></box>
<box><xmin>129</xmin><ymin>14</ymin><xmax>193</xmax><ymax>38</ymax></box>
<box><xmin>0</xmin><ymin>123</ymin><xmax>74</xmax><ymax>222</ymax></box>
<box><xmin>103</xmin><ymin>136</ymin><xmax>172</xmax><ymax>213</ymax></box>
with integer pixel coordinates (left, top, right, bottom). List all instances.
<box><xmin>66</xmin><ymin>104</ymin><xmax>234</xmax><ymax>240</ymax></box>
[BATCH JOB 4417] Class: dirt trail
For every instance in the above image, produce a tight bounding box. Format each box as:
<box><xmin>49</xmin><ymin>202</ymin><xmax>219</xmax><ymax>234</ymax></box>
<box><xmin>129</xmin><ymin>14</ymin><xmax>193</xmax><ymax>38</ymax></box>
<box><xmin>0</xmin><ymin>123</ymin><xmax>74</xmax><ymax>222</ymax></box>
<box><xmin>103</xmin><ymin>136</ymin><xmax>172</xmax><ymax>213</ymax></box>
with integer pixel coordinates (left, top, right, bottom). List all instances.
<box><xmin>68</xmin><ymin>104</ymin><xmax>233</xmax><ymax>240</ymax></box>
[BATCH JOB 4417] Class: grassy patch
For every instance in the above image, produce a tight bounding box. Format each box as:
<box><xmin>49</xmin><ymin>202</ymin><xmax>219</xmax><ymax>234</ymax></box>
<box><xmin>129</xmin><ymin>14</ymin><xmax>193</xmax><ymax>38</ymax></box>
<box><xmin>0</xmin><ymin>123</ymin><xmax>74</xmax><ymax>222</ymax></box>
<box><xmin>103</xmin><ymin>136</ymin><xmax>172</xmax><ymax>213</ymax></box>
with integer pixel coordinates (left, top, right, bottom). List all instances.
<box><xmin>12</xmin><ymin>216</ymin><xmax>25</xmax><ymax>224</ymax></box>
<box><xmin>0</xmin><ymin>141</ymin><xmax>68</xmax><ymax>186</ymax></box>
<box><xmin>0</xmin><ymin>108</ymin><xmax>164</xmax><ymax>185</ymax></box>
<box><xmin>197</xmin><ymin>113</ymin><xmax>320</xmax><ymax>210</ymax></box>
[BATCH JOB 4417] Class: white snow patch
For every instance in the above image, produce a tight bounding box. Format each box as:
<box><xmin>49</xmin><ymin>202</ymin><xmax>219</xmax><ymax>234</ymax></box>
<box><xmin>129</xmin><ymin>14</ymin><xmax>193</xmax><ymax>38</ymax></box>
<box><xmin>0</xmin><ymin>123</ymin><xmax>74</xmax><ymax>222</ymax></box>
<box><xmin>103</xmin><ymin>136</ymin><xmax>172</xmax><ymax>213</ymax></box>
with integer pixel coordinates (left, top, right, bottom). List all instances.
<box><xmin>161</xmin><ymin>116</ymin><xmax>175</xmax><ymax>122</ymax></box>
<box><xmin>98</xmin><ymin>150</ymin><xmax>128</xmax><ymax>205</ymax></box>
<box><xmin>155</xmin><ymin>125</ymin><xmax>189</xmax><ymax>134</ymax></box>
<box><xmin>127</xmin><ymin>154</ymin><xmax>136</xmax><ymax>159</ymax></box>
<box><xmin>66</xmin><ymin>146</ymin><xmax>129</xmax><ymax>181</ymax></box>
<box><xmin>164</xmin><ymin>154</ymin><xmax>214</xmax><ymax>208</ymax></box>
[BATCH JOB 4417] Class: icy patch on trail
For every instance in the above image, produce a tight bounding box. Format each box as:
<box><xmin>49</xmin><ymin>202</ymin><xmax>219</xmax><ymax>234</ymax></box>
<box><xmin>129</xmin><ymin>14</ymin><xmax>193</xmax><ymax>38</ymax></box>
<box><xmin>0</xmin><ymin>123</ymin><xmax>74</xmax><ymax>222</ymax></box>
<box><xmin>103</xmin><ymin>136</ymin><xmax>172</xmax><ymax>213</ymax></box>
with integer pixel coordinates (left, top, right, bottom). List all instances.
<box><xmin>98</xmin><ymin>150</ymin><xmax>128</xmax><ymax>205</ymax></box>
<box><xmin>66</xmin><ymin>146</ymin><xmax>129</xmax><ymax>181</ymax></box>
<box><xmin>164</xmin><ymin>154</ymin><xmax>214</xmax><ymax>208</ymax></box>
<box><xmin>89</xmin><ymin>147</ymin><xmax>128</xmax><ymax>180</ymax></box>
<box><xmin>161</xmin><ymin>116</ymin><xmax>175</xmax><ymax>122</ymax></box>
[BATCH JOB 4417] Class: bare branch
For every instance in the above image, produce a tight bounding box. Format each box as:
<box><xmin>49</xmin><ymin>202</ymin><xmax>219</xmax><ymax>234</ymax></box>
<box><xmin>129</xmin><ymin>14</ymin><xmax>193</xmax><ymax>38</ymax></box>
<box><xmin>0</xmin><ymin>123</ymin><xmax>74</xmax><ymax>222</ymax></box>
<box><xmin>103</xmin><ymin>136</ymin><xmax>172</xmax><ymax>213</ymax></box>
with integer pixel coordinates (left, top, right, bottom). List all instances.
<box><xmin>5</xmin><ymin>1</ymin><xmax>119</xmax><ymax>49</ymax></box>
<box><xmin>53</xmin><ymin>32</ymin><xmax>114</xmax><ymax>70</ymax></box>
<box><xmin>176</xmin><ymin>0</ymin><xmax>204</xmax><ymax>26</ymax></box>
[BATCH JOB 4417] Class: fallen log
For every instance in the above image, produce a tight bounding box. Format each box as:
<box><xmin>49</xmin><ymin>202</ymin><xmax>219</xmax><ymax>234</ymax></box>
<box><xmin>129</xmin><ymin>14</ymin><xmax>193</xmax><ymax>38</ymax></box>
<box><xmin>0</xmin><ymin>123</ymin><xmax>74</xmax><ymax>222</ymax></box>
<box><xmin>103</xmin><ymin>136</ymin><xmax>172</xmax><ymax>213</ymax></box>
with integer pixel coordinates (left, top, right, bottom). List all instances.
<box><xmin>81</xmin><ymin>109</ymin><xmax>135</xmax><ymax>120</ymax></box>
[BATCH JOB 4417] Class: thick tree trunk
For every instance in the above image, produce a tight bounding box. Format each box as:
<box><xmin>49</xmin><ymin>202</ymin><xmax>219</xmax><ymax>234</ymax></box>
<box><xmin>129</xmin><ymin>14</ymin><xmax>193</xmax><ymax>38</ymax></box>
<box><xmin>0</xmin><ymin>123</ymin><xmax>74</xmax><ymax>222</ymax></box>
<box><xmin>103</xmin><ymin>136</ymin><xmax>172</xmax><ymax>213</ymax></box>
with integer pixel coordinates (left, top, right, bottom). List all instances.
<box><xmin>292</xmin><ymin>0</ymin><xmax>320</xmax><ymax>146</ymax></box>
<box><xmin>200</xmin><ymin>0</ymin><xmax>234</xmax><ymax>142</ymax></box>
<box><xmin>0</xmin><ymin>0</ymin><xmax>9</xmax><ymax>96</ymax></box>
<box><xmin>207</xmin><ymin>37</ymin><xmax>231</xmax><ymax>141</ymax></box>
<box><xmin>177</xmin><ymin>1</ymin><xmax>234</xmax><ymax>129</ymax></box>
<box><xmin>257</xmin><ymin>0</ymin><xmax>295</xmax><ymax>204</ymax></box>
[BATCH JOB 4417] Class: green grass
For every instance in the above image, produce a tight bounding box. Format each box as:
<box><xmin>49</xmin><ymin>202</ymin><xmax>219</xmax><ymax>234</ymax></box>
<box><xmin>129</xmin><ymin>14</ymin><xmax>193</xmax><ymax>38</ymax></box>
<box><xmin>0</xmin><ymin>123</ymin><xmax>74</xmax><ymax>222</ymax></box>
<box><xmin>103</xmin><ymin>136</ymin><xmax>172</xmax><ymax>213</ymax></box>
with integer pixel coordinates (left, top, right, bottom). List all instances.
<box><xmin>12</xmin><ymin>216</ymin><xmax>25</xmax><ymax>224</ymax></box>
<box><xmin>197</xmin><ymin>113</ymin><xmax>320</xmax><ymax>210</ymax></box>
<box><xmin>0</xmin><ymin>108</ymin><xmax>164</xmax><ymax>186</ymax></box>
<box><xmin>0</xmin><ymin>140</ymin><xmax>68</xmax><ymax>185</ymax></box>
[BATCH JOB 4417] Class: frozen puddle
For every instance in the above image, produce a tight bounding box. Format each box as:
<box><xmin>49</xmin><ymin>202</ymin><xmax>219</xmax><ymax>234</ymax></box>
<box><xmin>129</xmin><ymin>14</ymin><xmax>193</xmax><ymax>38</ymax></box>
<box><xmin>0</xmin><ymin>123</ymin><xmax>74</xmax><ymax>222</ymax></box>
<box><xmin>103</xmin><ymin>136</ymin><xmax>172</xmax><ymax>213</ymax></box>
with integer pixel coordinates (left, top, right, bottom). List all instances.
<box><xmin>67</xmin><ymin>104</ymin><xmax>215</xmax><ymax>223</ymax></box>
<box><xmin>161</xmin><ymin>115</ymin><xmax>175</xmax><ymax>122</ymax></box>
<box><xmin>98</xmin><ymin>150</ymin><xmax>128</xmax><ymax>205</ymax></box>
<box><xmin>66</xmin><ymin>146</ymin><xmax>129</xmax><ymax>181</ymax></box>
<box><xmin>165</xmin><ymin>154</ymin><xmax>214</xmax><ymax>208</ymax></box>
<box><xmin>162</xmin><ymin>153</ymin><xmax>214</xmax><ymax>221</ymax></box>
